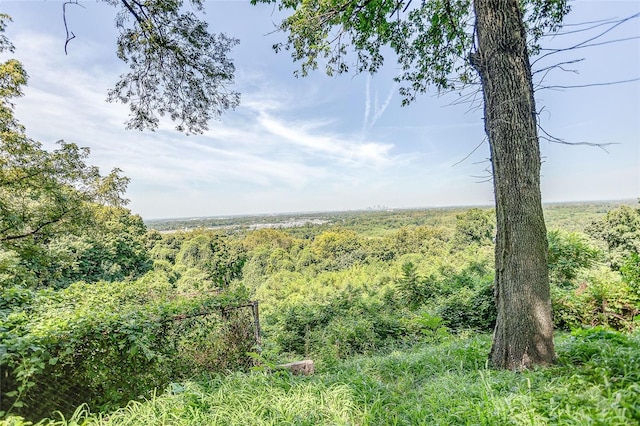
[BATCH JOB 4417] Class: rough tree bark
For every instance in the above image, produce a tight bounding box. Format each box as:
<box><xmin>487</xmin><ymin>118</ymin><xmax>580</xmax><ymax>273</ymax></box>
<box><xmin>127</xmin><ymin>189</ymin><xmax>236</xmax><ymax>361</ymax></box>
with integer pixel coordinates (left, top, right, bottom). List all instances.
<box><xmin>471</xmin><ymin>0</ymin><xmax>555</xmax><ymax>369</ymax></box>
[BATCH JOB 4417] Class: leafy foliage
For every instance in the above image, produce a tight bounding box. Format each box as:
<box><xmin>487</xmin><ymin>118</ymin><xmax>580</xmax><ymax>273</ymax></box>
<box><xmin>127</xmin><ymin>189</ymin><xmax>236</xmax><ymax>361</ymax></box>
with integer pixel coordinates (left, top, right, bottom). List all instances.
<box><xmin>266</xmin><ymin>286</ymin><xmax>410</xmax><ymax>362</ymax></box>
<box><xmin>6</xmin><ymin>330</ymin><xmax>639</xmax><ymax>425</ymax></box>
<box><xmin>0</xmin><ymin>272</ymin><xmax>254</xmax><ymax>420</ymax></box>
<box><xmin>587</xmin><ymin>204</ymin><xmax>640</xmax><ymax>270</ymax></box>
<box><xmin>0</xmin><ymin>19</ymin><xmax>256</xmax><ymax>420</ymax></box>
<box><xmin>552</xmin><ymin>267</ymin><xmax>639</xmax><ymax>332</ymax></box>
<box><xmin>38</xmin><ymin>206</ymin><xmax>152</xmax><ymax>287</ymax></box>
<box><xmin>149</xmin><ymin>230</ymin><xmax>246</xmax><ymax>292</ymax></box>
<box><xmin>0</xmin><ymin>138</ymin><xmax>128</xmax><ymax>241</ymax></box>
<box><xmin>1</xmin><ymin>17</ymin><xmax>138</xmax><ymax>290</ymax></box>
<box><xmin>395</xmin><ymin>261</ymin><xmax>432</xmax><ymax>309</ymax></box>
<box><xmin>252</xmin><ymin>0</ymin><xmax>570</xmax><ymax>101</ymax></box>
<box><xmin>620</xmin><ymin>253</ymin><xmax>640</xmax><ymax>297</ymax></box>
<box><xmin>1</xmin><ymin>184</ymin><xmax>638</xmax><ymax>423</ymax></box>
<box><xmin>99</xmin><ymin>0</ymin><xmax>240</xmax><ymax>133</ymax></box>
<box><xmin>548</xmin><ymin>229</ymin><xmax>602</xmax><ymax>287</ymax></box>
<box><xmin>454</xmin><ymin>208</ymin><xmax>495</xmax><ymax>245</ymax></box>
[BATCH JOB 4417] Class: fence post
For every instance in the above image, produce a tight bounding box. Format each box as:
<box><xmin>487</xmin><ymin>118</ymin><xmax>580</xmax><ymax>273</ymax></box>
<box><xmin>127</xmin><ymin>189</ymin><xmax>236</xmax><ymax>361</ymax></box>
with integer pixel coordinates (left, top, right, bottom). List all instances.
<box><xmin>252</xmin><ymin>301</ymin><xmax>261</xmax><ymax>349</ymax></box>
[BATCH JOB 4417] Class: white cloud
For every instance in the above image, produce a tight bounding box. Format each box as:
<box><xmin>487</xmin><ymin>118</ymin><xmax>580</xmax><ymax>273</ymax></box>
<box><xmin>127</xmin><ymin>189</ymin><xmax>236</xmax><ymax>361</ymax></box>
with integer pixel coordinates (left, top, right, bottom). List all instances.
<box><xmin>4</xmin><ymin>1</ymin><xmax>637</xmax><ymax>219</ymax></box>
<box><xmin>8</xmin><ymin>28</ymin><xmax>406</xmax><ymax>217</ymax></box>
<box><xmin>362</xmin><ymin>74</ymin><xmax>398</xmax><ymax>136</ymax></box>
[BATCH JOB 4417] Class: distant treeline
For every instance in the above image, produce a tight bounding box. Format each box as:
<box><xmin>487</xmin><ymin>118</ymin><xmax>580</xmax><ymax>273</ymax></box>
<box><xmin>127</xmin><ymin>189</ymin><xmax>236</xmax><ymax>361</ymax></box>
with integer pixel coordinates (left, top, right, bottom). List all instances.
<box><xmin>145</xmin><ymin>200</ymin><xmax>636</xmax><ymax>234</ymax></box>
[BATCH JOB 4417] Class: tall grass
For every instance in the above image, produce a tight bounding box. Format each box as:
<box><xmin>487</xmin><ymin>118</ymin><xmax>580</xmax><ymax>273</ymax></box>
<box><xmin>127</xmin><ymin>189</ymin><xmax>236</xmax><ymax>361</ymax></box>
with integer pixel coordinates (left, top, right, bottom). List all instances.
<box><xmin>6</xmin><ymin>329</ymin><xmax>639</xmax><ymax>426</ymax></box>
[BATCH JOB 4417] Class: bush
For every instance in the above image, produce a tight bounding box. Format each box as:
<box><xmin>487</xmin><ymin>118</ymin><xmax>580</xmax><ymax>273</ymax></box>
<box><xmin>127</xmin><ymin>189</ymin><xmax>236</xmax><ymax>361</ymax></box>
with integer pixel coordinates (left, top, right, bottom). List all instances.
<box><xmin>437</xmin><ymin>283</ymin><xmax>496</xmax><ymax>332</ymax></box>
<box><xmin>587</xmin><ymin>204</ymin><xmax>640</xmax><ymax>269</ymax></box>
<box><xmin>322</xmin><ymin>316</ymin><xmax>378</xmax><ymax>358</ymax></box>
<box><xmin>0</xmin><ymin>273</ymin><xmax>255</xmax><ymax>422</ymax></box>
<box><xmin>454</xmin><ymin>208</ymin><xmax>495</xmax><ymax>246</ymax></box>
<box><xmin>266</xmin><ymin>287</ymin><xmax>410</xmax><ymax>361</ymax></box>
<box><xmin>552</xmin><ymin>268</ymin><xmax>639</xmax><ymax>331</ymax></box>
<box><xmin>620</xmin><ymin>252</ymin><xmax>640</xmax><ymax>297</ymax></box>
<box><xmin>175</xmin><ymin>233</ymin><xmax>246</xmax><ymax>289</ymax></box>
<box><xmin>548</xmin><ymin>229</ymin><xmax>602</xmax><ymax>288</ymax></box>
<box><xmin>403</xmin><ymin>312</ymin><xmax>450</xmax><ymax>342</ymax></box>
<box><xmin>394</xmin><ymin>262</ymin><xmax>436</xmax><ymax>309</ymax></box>
<box><xmin>432</xmin><ymin>262</ymin><xmax>496</xmax><ymax>332</ymax></box>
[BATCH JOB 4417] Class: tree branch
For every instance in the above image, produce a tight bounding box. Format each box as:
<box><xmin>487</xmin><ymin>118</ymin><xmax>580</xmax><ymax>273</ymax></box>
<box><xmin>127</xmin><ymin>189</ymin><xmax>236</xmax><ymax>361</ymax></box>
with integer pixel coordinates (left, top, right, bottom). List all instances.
<box><xmin>120</xmin><ymin>0</ymin><xmax>145</xmax><ymax>26</ymax></box>
<box><xmin>537</xmin><ymin>124</ymin><xmax>618</xmax><ymax>153</ymax></box>
<box><xmin>451</xmin><ymin>137</ymin><xmax>487</xmax><ymax>168</ymax></box>
<box><xmin>63</xmin><ymin>0</ymin><xmax>85</xmax><ymax>54</ymax></box>
<box><xmin>537</xmin><ymin>77</ymin><xmax>640</xmax><ymax>91</ymax></box>
<box><xmin>1</xmin><ymin>209</ymin><xmax>73</xmax><ymax>242</ymax></box>
<box><xmin>531</xmin><ymin>12</ymin><xmax>640</xmax><ymax>67</ymax></box>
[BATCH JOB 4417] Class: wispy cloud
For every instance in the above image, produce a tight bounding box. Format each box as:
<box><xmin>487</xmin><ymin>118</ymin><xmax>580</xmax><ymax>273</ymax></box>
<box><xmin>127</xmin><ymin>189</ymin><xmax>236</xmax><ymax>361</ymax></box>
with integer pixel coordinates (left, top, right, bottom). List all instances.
<box><xmin>7</xmin><ymin>0</ymin><xmax>636</xmax><ymax>218</ymax></box>
<box><xmin>362</xmin><ymin>74</ymin><xmax>398</xmax><ymax>137</ymax></box>
<box><xmin>8</xmin><ymin>29</ymin><xmax>403</xmax><ymax>215</ymax></box>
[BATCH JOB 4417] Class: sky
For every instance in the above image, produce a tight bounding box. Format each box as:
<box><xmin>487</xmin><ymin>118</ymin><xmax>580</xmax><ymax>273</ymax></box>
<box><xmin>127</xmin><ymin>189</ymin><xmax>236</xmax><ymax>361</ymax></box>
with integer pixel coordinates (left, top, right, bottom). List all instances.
<box><xmin>0</xmin><ymin>0</ymin><xmax>639</xmax><ymax>220</ymax></box>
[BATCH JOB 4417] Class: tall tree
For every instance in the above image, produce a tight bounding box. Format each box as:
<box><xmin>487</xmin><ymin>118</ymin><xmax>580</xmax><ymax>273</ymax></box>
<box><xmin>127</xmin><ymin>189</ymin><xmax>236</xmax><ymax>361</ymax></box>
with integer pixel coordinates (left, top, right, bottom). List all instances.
<box><xmin>1</xmin><ymin>14</ymin><xmax>132</xmax><ymax>288</ymax></box>
<box><xmin>252</xmin><ymin>0</ymin><xmax>572</xmax><ymax>369</ymax></box>
<box><xmin>471</xmin><ymin>0</ymin><xmax>554</xmax><ymax>369</ymax></box>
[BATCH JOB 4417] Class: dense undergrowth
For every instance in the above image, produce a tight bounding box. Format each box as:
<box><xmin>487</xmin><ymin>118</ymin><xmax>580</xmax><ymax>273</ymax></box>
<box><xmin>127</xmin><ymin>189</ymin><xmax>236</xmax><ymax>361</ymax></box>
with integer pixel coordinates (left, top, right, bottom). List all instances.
<box><xmin>0</xmin><ymin>273</ymin><xmax>254</xmax><ymax>420</ymax></box>
<box><xmin>5</xmin><ymin>328</ymin><xmax>638</xmax><ymax>425</ymax></box>
<box><xmin>1</xmin><ymin>202</ymin><xmax>639</xmax><ymax>424</ymax></box>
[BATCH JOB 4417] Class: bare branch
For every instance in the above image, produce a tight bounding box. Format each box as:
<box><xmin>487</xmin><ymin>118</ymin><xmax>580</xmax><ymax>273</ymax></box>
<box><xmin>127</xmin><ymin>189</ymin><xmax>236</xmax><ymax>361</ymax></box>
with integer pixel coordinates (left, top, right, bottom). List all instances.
<box><xmin>537</xmin><ymin>77</ymin><xmax>640</xmax><ymax>91</ymax></box>
<box><xmin>543</xmin><ymin>16</ymin><xmax>631</xmax><ymax>37</ymax></box>
<box><xmin>538</xmin><ymin>35</ymin><xmax>640</xmax><ymax>54</ymax></box>
<box><xmin>443</xmin><ymin>84</ymin><xmax>483</xmax><ymax>114</ymax></box>
<box><xmin>533</xmin><ymin>58</ymin><xmax>584</xmax><ymax>75</ymax></box>
<box><xmin>531</xmin><ymin>12</ymin><xmax>640</xmax><ymax>67</ymax></box>
<box><xmin>537</xmin><ymin>125</ymin><xmax>618</xmax><ymax>153</ymax></box>
<box><xmin>63</xmin><ymin>0</ymin><xmax>85</xmax><ymax>55</ymax></box>
<box><xmin>451</xmin><ymin>136</ymin><xmax>487</xmax><ymax>168</ymax></box>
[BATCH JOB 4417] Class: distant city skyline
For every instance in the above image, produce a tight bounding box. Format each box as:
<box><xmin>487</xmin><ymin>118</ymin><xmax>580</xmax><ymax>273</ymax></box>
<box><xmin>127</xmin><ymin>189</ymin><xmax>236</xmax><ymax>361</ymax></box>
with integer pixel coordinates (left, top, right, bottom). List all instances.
<box><xmin>1</xmin><ymin>0</ymin><xmax>638</xmax><ymax>219</ymax></box>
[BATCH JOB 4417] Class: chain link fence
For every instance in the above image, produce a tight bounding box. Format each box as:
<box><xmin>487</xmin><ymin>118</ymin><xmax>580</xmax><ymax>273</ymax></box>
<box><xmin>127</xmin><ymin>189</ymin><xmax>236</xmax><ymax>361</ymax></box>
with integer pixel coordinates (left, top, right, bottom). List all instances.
<box><xmin>1</xmin><ymin>301</ymin><xmax>260</xmax><ymax>423</ymax></box>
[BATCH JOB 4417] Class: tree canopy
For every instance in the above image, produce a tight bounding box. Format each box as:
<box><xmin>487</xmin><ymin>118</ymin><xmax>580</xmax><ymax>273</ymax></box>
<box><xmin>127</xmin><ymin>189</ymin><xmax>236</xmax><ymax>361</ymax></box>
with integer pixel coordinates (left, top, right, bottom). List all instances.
<box><xmin>62</xmin><ymin>0</ymin><xmax>241</xmax><ymax>133</ymax></box>
<box><xmin>253</xmin><ymin>0</ymin><xmax>568</xmax><ymax>101</ymax></box>
<box><xmin>1</xmin><ymin>14</ymin><xmax>146</xmax><ymax>289</ymax></box>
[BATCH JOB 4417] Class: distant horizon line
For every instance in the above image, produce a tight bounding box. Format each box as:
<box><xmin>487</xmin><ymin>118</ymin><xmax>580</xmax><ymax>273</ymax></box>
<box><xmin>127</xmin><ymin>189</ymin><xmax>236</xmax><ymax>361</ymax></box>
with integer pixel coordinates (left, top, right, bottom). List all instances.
<box><xmin>142</xmin><ymin>197</ymin><xmax>638</xmax><ymax>223</ymax></box>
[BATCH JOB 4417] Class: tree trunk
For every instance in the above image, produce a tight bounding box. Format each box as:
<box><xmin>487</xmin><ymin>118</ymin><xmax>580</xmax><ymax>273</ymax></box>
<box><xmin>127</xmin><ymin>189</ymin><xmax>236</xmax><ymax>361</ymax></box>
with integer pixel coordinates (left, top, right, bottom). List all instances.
<box><xmin>471</xmin><ymin>0</ymin><xmax>555</xmax><ymax>369</ymax></box>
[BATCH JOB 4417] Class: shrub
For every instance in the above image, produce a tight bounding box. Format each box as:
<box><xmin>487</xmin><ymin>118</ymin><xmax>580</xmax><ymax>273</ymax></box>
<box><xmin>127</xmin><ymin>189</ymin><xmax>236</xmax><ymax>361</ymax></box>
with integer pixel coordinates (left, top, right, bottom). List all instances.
<box><xmin>548</xmin><ymin>229</ymin><xmax>602</xmax><ymax>287</ymax></box>
<box><xmin>175</xmin><ymin>233</ymin><xmax>246</xmax><ymax>289</ymax></box>
<box><xmin>552</xmin><ymin>267</ymin><xmax>639</xmax><ymax>331</ymax></box>
<box><xmin>620</xmin><ymin>252</ymin><xmax>640</xmax><ymax>297</ymax></box>
<box><xmin>454</xmin><ymin>208</ymin><xmax>495</xmax><ymax>246</ymax></box>
<box><xmin>394</xmin><ymin>262</ymin><xmax>436</xmax><ymax>309</ymax></box>
<box><xmin>587</xmin><ymin>204</ymin><xmax>640</xmax><ymax>269</ymax></box>
<box><xmin>266</xmin><ymin>287</ymin><xmax>410</xmax><ymax>361</ymax></box>
<box><xmin>437</xmin><ymin>283</ymin><xmax>496</xmax><ymax>332</ymax></box>
<box><xmin>432</xmin><ymin>262</ymin><xmax>496</xmax><ymax>332</ymax></box>
<box><xmin>322</xmin><ymin>316</ymin><xmax>378</xmax><ymax>358</ymax></box>
<box><xmin>0</xmin><ymin>273</ymin><xmax>255</xmax><ymax>422</ymax></box>
<box><xmin>404</xmin><ymin>312</ymin><xmax>450</xmax><ymax>342</ymax></box>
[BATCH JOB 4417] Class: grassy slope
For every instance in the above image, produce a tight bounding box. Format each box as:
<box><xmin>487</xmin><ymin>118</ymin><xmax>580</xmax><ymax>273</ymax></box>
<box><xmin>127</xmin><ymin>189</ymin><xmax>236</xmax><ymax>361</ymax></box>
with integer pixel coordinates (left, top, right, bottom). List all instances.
<box><xmin>28</xmin><ymin>330</ymin><xmax>639</xmax><ymax>426</ymax></box>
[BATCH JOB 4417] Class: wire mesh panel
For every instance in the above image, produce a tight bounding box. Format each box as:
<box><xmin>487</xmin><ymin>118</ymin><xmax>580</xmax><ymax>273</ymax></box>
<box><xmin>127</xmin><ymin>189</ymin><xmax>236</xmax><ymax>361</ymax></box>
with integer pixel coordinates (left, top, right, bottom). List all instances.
<box><xmin>0</xmin><ymin>301</ymin><xmax>260</xmax><ymax>423</ymax></box>
<box><xmin>168</xmin><ymin>303</ymin><xmax>258</xmax><ymax>375</ymax></box>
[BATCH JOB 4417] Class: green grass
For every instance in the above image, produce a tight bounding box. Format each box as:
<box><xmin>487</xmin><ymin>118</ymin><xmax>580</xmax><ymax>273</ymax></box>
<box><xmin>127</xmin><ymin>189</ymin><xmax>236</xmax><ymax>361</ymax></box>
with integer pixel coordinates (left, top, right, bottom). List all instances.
<box><xmin>9</xmin><ymin>329</ymin><xmax>637</xmax><ymax>426</ymax></box>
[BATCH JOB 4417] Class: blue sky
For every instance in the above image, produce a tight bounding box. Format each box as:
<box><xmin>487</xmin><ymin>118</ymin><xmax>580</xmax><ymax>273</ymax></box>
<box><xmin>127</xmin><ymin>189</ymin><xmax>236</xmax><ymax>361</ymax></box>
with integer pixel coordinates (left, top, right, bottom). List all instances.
<box><xmin>1</xmin><ymin>0</ymin><xmax>638</xmax><ymax>219</ymax></box>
